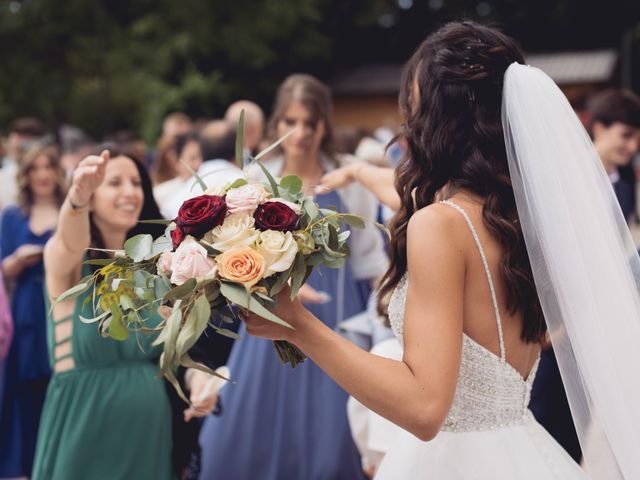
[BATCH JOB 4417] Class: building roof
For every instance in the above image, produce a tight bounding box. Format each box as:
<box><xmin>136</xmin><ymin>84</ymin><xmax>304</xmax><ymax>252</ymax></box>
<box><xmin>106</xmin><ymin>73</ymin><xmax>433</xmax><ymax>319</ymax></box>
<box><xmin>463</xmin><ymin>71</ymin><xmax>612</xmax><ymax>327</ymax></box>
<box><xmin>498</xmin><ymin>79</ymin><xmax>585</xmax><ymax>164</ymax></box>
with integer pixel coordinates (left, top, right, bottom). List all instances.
<box><xmin>526</xmin><ymin>50</ymin><xmax>618</xmax><ymax>84</ymax></box>
<box><xmin>331</xmin><ymin>50</ymin><xmax>618</xmax><ymax>95</ymax></box>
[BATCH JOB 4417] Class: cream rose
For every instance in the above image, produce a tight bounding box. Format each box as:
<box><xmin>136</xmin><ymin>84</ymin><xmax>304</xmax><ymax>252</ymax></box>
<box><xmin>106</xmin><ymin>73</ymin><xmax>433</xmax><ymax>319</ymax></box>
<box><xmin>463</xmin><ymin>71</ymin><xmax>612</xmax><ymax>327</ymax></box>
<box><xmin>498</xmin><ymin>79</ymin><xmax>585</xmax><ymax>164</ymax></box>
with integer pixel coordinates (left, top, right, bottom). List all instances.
<box><xmin>170</xmin><ymin>237</ymin><xmax>218</xmax><ymax>285</ymax></box>
<box><xmin>208</xmin><ymin>213</ymin><xmax>260</xmax><ymax>252</ymax></box>
<box><xmin>216</xmin><ymin>246</ymin><xmax>265</xmax><ymax>288</ymax></box>
<box><xmin>265</xmin><ymin>198</ymin><xmax>302</xmax><ymax>215</ymax></box>
<box><xmin>257</xmin><ymin>230</ymin><xmax>298</xmax><ymax>277</ymax></box>
<box><xmin>226</xmin><ymin>184</ymin><xmax>270</xmax><ymax>214</ymax></box>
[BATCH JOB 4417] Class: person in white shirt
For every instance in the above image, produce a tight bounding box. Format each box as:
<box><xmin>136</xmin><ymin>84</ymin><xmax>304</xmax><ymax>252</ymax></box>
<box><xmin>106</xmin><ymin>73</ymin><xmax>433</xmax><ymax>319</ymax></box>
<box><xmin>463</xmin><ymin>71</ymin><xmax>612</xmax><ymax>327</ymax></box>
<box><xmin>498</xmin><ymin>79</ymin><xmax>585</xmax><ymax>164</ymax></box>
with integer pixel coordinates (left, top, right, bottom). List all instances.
<box><xmin>153</xmin><ymin>131</ymin><xmax>203</xmax><ymax>219</ymax></box>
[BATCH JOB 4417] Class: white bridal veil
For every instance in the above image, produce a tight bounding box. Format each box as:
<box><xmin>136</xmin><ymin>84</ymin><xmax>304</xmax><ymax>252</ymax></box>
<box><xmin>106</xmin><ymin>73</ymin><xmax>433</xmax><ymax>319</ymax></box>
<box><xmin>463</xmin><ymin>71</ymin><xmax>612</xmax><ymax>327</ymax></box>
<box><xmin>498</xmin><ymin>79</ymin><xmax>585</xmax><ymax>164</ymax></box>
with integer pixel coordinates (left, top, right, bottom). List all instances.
<box><xmin>502</xmin><ymin>63</ymin><xmax>640</xmax><ymax>478</ymax></box>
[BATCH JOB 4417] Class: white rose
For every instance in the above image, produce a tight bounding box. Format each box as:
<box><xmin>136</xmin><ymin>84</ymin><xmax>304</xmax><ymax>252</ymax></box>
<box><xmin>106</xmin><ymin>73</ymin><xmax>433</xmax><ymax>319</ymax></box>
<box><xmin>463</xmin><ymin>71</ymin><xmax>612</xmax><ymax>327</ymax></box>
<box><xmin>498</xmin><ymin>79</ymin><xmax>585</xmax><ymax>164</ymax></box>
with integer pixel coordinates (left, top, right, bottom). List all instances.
<box><xmin>226</xmin><ymin>184</ymin><xmax>270</xmax><ymax>214</ymax></box>
<box><xmin>266</xmin><ymin>198</ymin><xmax>302</xmax><ymax>215</ymax></box>
<box><xmin>209</xmin><ymin>213</ymin><xmax>260</xmax><ymax>252</ymax></box>
<box><xmin>257</xmin><ymin>230</ymin><xmax>298</xmax><ymax>277</ymax></box>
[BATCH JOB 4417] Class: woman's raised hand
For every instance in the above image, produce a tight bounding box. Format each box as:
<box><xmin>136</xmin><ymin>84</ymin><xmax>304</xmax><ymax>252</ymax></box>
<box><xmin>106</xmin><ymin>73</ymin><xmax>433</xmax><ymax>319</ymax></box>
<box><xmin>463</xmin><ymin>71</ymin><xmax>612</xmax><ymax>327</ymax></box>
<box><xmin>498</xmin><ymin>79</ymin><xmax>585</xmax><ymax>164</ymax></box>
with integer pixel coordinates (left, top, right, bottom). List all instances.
<box><xmin>318</xmin><ymin>163</ymin><xmax>362</xmax><ymax>193</ymax></box>
<box><xmin>68</xmin><ymin>150</ymin><xmax>109</xmax><ymax>207</ymax></box>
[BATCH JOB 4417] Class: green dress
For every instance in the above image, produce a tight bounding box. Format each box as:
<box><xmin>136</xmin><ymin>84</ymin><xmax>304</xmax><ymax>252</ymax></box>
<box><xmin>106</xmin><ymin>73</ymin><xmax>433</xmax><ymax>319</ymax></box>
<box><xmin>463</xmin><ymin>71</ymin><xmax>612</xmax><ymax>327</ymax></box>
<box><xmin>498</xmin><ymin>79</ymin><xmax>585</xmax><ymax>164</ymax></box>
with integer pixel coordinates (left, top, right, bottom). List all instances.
<box><xmin>32</xmin><ymin>270</ymin><xmax>173</xmax><ymax>480</ymax></box>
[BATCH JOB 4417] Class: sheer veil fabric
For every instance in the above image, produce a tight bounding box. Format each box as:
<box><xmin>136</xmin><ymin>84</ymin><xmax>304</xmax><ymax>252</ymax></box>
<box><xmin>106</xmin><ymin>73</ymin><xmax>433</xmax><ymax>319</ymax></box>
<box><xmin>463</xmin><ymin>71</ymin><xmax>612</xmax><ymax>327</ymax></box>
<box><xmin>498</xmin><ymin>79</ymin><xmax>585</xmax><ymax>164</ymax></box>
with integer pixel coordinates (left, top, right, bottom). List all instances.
<box><xmin>503</xmin><ymin>63</ymin><xmax>640</xmax><ymax>478</ymax></box>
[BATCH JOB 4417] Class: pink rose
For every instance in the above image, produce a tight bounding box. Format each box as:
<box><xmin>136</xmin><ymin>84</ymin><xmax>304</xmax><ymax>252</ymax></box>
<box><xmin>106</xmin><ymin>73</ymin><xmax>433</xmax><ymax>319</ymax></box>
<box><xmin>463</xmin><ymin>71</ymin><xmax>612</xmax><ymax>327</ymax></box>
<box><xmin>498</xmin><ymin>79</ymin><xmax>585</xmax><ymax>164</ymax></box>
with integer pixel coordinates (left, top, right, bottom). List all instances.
<box><xmin>170</xmin><ymin>237</ymin><xmax>218</xmax><ymax>285</ymax></box>
<box><xmin>157</xmin><ymin>251</ymin><xmax>174</xmax><ymax>277</ymax></box>
<box><xmin>226</xmin><ymin>184</ymin><xmax>269</xmax><ymax>214</ymax></box>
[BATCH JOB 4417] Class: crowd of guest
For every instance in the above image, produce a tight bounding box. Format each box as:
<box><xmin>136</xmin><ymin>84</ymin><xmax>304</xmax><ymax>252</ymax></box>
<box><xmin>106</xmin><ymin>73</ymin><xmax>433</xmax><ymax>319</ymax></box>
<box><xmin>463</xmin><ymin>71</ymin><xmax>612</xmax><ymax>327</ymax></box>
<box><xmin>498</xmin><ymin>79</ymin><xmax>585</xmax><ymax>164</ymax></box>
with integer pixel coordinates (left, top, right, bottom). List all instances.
<box><xmin>0</xmin><ymin>74</ymin><xmax>638</xmax><ymax>480</ymax></box>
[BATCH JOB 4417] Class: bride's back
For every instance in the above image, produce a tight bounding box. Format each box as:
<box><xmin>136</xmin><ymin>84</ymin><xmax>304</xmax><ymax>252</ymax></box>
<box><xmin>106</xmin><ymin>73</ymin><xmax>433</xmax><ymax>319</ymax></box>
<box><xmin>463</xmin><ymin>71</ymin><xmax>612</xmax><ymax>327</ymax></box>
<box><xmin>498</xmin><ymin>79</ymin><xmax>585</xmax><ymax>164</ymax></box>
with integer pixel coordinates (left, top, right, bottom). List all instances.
<box><xmin>440</xmin><ymin>194</ymin><xmax>540</xmax><ymax>380</ymax></box>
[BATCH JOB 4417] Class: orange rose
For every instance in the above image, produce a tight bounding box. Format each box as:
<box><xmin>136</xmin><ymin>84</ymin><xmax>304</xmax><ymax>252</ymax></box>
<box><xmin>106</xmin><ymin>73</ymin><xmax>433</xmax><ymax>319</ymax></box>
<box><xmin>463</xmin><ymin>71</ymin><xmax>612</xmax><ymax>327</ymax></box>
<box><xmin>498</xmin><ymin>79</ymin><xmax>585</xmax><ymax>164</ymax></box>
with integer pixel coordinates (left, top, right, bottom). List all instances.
<box><xmin>216</xmin><ymin>247</ymin><xmax>265</xmax><ymax>289</ymax></box>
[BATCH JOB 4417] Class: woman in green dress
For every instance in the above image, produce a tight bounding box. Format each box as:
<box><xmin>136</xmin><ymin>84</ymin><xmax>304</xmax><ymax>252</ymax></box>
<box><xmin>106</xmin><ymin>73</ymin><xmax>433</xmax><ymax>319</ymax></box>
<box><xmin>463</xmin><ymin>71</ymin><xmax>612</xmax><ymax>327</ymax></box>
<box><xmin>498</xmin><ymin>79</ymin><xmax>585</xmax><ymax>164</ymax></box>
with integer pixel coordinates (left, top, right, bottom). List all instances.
<box><xmin>32</xmin><ymin>147</ymin><xmax>219</xmax><ymax>480</ymax></box>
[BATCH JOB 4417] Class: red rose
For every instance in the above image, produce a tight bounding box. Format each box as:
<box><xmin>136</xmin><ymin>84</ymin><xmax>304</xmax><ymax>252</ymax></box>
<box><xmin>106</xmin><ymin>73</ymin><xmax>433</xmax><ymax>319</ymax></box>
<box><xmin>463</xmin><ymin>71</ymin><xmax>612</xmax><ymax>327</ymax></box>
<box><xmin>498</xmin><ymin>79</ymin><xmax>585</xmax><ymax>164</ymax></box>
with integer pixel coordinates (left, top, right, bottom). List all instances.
<box><xmin>171</xmin><ymin>225</ymin><xmax>185</xmax><ymax>249</ymax></box>
<box><xmin>253</xmin><ymin>201</ymin><xmax>299</xmax><ymax>232</ymax></box>
<box><xmin>176</xmin><ymin>195</ymin><xmax>227</xmax><ymax>238</ymax></box>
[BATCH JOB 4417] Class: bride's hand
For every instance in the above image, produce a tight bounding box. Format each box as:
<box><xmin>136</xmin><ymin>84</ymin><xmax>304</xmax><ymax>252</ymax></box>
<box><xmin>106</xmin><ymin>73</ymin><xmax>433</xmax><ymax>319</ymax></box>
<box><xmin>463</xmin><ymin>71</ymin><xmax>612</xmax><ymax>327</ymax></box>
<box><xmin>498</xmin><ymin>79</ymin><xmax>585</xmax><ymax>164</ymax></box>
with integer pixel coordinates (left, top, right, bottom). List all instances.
<box><xmin>241</xmin><ymin>286</ymin><xmax>315</xmax><ymax>342</ymax></box>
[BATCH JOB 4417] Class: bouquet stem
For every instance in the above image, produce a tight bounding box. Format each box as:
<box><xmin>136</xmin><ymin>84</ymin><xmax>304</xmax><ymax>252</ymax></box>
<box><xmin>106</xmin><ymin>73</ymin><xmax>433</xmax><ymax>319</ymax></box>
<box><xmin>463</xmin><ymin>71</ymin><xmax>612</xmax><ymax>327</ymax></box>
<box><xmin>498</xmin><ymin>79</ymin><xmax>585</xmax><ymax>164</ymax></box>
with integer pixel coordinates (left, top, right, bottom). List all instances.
<box><xmin>273</xmin><ymin>340</ymin><xmax>306</xmax><ymax>367</ymax></box>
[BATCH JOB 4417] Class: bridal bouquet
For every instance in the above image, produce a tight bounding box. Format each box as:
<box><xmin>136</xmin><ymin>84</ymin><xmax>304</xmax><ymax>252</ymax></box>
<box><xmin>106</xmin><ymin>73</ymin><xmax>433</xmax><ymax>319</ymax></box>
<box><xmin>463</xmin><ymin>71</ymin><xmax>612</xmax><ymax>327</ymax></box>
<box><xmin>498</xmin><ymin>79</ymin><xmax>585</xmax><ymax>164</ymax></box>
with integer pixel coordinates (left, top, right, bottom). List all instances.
<box><xmin>54</xmin><ymin>123</ymin><xmax>380</xmax><ymax>400</ymax></box>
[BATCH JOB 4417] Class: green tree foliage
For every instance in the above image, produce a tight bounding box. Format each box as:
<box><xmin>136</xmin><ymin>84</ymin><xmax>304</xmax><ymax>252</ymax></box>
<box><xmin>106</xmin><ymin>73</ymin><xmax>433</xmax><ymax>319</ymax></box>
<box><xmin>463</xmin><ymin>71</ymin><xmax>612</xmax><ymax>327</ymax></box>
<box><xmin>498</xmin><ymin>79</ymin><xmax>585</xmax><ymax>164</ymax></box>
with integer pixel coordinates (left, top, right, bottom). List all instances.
<box><xmin>0</xmin><ymin>0</ymin><xmax>638</xmax><ymax>142</ymax></box>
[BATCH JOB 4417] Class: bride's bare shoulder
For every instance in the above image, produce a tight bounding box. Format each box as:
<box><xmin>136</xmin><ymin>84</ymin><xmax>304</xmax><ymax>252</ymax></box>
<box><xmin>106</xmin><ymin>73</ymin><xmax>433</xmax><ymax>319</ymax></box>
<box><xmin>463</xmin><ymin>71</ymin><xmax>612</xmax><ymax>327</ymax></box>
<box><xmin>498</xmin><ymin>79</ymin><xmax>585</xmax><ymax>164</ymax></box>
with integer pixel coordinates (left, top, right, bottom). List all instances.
<box><xmin>407</xmin><ymin>202</ymin><xmax>469</xmax><ymax>247</ymax></box>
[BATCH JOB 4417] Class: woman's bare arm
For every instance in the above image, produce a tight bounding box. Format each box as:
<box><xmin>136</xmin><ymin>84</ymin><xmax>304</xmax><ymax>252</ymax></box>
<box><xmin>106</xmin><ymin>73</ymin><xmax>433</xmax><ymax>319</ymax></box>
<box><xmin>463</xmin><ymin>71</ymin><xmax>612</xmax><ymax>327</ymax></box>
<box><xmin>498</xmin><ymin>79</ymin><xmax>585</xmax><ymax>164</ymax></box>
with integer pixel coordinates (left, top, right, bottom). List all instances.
<box><xmin>243</xmin><ymin>205</ymin><xmax>464</xmax><ymax>440</ymax></box>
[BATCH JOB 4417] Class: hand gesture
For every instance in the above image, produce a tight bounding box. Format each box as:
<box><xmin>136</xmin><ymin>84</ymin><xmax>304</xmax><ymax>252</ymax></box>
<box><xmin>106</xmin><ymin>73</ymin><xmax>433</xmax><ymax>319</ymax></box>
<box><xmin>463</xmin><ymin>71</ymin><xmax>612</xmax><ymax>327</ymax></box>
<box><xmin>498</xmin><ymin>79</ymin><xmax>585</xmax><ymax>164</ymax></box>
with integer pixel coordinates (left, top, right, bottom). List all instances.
<box><xmin>183</xmin><ymin>369</ymin><xmax>220</xmax><ymax>422</ymax></box>
<box><xmin>68</xmin><ymin>150</ymin><xmax>109</xmax><ymax>207</ymax></box>
<box><xmin>318</xmin><ymin>163</ymin><xmax>362</xmax><ymax>193</ymax></box>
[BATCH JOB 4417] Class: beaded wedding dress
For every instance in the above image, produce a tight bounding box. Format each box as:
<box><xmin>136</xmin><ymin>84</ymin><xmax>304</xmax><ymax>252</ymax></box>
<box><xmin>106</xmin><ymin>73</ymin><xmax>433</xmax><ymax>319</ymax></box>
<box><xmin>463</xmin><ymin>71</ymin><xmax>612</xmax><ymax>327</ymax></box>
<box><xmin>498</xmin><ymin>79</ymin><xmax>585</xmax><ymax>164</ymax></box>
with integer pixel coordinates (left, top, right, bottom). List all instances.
<box><xmin>374</xmin><ymin>200</ymin><xmax>586</xmax><ymax>479</ymax></box>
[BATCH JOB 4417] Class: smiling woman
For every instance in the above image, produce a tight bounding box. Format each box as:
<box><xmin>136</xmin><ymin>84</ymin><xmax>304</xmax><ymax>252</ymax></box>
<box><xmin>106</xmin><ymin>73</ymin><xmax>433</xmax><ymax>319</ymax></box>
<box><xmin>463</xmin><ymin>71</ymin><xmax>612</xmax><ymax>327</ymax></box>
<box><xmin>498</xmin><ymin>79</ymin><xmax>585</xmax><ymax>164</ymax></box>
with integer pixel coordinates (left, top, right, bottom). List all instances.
<box><xmin>31</xmin><ymin>147</ymin><xmax>219</xmax><ymax>480</ymax></box>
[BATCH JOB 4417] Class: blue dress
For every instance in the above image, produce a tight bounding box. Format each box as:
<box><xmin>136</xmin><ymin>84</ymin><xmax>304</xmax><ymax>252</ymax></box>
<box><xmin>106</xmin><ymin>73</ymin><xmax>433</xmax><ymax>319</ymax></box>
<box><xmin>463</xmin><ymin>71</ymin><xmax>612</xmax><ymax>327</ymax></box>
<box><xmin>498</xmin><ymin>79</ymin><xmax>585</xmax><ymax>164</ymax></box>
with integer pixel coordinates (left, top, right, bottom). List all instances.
<box><xmin>199</xmin><ymin>190</ymin><xmax>369</xmax><ymax>480</ymax></box>
<box><xmin>0</xmin><ymin>206</ymin><xmax>53</xmax><ymax>477</ymax></box>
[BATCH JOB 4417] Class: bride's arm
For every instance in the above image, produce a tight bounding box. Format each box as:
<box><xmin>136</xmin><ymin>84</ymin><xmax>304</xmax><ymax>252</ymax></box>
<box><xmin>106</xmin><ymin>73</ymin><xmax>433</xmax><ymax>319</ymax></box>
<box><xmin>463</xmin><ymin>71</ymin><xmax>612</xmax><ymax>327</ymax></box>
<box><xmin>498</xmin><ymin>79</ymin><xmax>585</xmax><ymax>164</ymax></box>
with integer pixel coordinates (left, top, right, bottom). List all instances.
<box><xmin>243</xmin><ymin>205</ymin><xmax>464</xmax><ymax>440</ymax></box>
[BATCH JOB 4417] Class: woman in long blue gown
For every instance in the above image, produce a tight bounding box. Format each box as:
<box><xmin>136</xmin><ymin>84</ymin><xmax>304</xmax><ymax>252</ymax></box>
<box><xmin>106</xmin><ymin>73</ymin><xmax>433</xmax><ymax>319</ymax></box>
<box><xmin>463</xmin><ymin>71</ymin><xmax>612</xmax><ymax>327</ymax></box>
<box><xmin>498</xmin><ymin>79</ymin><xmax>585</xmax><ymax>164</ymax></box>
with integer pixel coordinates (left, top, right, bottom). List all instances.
<box><xmin>0</xmin><ymin>145</ymin><xmax>65</xmax><ymax>477</ymax></box>
<box><xmin>199</xmin><ymin>74</ymin><xmax>387</xmax><ymax>480</ymax></box>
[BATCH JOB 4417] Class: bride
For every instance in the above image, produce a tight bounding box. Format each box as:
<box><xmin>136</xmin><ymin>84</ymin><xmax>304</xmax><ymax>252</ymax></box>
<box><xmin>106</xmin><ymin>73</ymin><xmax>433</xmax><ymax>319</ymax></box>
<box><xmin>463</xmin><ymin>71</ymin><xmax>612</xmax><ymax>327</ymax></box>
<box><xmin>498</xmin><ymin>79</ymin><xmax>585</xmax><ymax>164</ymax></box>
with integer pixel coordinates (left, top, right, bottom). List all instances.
<box><xmin>242</xmin><ymin>21</ymin><xmax>640</xmax><ymax>478</ymax></box>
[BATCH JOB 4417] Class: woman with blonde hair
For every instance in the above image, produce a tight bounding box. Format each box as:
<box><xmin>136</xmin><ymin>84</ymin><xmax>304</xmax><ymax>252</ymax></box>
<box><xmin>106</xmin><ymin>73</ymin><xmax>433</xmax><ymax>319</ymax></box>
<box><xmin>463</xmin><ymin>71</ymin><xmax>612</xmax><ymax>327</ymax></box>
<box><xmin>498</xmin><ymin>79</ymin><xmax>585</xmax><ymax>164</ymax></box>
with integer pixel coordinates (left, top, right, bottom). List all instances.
<box><xmin>0</xmin><ymin>144</ymin><xmax>66</xmax><ymax>478</ymax></box>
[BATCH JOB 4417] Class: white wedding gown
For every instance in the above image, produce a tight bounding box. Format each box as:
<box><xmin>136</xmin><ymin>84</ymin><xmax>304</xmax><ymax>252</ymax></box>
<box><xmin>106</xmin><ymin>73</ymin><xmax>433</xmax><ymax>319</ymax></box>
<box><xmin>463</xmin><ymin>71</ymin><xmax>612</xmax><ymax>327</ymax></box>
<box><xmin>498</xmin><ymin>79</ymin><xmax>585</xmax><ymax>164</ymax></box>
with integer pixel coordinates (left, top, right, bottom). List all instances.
<box><xmin>375</xmin><ymin>200</ymin><xmax>587</xmax><ymax>479</ymax></box>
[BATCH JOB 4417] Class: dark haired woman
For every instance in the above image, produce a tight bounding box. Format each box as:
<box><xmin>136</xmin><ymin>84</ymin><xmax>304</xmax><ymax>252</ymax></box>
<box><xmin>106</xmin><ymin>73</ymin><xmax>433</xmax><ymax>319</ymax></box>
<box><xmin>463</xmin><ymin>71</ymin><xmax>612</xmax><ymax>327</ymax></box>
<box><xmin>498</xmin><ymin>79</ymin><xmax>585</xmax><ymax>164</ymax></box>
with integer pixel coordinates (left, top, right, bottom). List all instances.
<box><xmin>199</xmin><ymin>74</ymin><xmax>387</xmax><ymax>480</ymax></box>
<box><xmin>32</xmin><ymin>149</ymin><xmax>218</xmax><ymax>479</ymax></box>
<box><xmin>0</xmin><ymin>144</ymin><xmax>65</xmax><ymax>478</ymax></box>
<box><xmin>240</xmin><ymin>23</ymin><xmax>589</xmax><ymax>478</ymax></box>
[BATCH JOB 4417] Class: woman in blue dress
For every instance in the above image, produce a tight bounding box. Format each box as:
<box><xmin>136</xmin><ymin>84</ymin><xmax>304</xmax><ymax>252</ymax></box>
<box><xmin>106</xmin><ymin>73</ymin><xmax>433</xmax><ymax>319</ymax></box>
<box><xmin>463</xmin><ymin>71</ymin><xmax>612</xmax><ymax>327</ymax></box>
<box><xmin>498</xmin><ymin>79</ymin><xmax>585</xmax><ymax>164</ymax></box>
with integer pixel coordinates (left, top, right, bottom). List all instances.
<box><xmin>0</xmin><ymin>144</ymin><xmax>66</xmax><ymax>477</ymax></box>
<box><xmin>199</xmin><ymin>74</ymin><xmax>388</xmax><ymax>480</ymax></box>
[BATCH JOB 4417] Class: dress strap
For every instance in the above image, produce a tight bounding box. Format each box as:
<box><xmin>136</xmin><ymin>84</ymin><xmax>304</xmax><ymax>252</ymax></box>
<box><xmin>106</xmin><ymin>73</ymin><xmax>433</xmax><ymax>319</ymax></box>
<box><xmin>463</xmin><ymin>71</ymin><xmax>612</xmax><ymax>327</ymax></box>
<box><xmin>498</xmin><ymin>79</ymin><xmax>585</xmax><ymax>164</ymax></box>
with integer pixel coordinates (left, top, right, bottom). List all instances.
<box><xmin>439</xmin><ymin>200</ymin><xmax>506</xmax><ymax>360</ymax></box>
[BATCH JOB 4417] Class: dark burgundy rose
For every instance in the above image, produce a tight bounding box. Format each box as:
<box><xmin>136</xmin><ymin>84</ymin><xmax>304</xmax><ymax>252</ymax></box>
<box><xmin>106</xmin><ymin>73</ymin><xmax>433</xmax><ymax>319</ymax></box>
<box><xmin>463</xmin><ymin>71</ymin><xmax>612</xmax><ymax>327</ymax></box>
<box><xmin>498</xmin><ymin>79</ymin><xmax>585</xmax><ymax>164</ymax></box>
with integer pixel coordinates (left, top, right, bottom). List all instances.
<box><xmin>176</xmin><ymin>195</ymin><xmax>227</xmax><ymax>238</ymax></box>
<box><xmin>253</xmin><ymin>201</ymin><xmax>299</xmax><ymax>231</ymax></box>
<box><xmin>171</xmin><ymin>225</ymin><xmax>185</xmax><ymax>249</ymax></box>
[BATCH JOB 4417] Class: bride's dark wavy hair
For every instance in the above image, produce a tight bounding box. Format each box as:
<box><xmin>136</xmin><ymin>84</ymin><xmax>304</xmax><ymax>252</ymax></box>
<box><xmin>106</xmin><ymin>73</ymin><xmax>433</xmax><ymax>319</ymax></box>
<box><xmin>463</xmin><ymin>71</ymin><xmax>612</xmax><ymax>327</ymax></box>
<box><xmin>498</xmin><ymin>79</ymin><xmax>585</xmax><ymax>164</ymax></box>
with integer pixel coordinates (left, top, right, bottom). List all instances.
<box><xmin>379</xmin><ymin>21</ymin><xmax>546</xmax><ymax>343</ymax></box>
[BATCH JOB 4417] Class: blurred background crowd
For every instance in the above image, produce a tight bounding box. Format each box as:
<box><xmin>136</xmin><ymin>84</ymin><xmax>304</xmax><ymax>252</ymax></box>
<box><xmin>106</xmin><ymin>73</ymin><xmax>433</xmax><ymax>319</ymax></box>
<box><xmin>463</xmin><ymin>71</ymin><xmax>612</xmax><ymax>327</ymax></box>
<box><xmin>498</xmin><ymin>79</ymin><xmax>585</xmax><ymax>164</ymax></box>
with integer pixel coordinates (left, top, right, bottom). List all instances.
<box><xmin>1</xmin><ymin>0</ymin><xmax>640</xmax><ymax>479</ymax></box>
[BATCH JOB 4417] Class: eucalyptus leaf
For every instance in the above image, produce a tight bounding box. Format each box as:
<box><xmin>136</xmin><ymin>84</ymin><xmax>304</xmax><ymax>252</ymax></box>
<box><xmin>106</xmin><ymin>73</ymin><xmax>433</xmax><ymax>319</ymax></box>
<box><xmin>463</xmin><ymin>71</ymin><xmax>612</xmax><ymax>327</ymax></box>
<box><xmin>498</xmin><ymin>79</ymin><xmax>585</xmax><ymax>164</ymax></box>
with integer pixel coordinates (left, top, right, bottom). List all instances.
<box><xmin>215</xmin><ymin>327</ymin><xmax>241</xmax><ymax>340</ymax></box>
<box><xmin>108</xmin><ymin>305</ymin><xmax>129</xmax><ymax>341</ymax></box>
<box><xmin>124</xmin><ymin>234</ymin><xmax>153</xmax><ymax>262</ymax></box>
<box><xmin>251</xmin><ymin>159</ymin><xmax>279</xmax><ymax>197</ymax></box>
<box><xmin>228</xmin><ymin>177</ymin><xmax>248</xmax><ymax>189</ymax></box>
<box><xmin>254</xmin><ymin>128</ymin><xmax>296</xmax><ymax>161</ymax></box>
<box><xmin>219</xmin><ymin>282</ymin><xmax>293</xmax><ymax>329</ymax></box>
<box><xmin>341</xmin><ymin>214</ymin><xmax>366</xmax><ymax>229</ymax></box>
<box><xmin>289</xmin><ymin>253</ymin><xmax>307</xmax><ymax>300</ymax></box>
<box><xmin>235</xmin><ymin>109</ymin><xmax>245</xmax><ymax>169</ymax></box>
<box><xmin>180</xmin><ymin>353</ymin><xmax>231</xmax><ymax>382</ymax></box>
<box><xmin>337</xmin><ymin>230</ymin><xmax>351</xmax><ymax>243</ymax></box>
<box><xmin>54</xmin><ymin>281</ymin><xmax>91</xmax><ymax>304</ymax></box>
<box><xmin>157</xmin><ymin>301</ymin><xmax>183</xmax><ymax>374</ymax></box>
<box><xmin>154</xmin><ymin>276</ymin><xmax>171</xmax><ymax>299</ymax></box>
<box><xmin>163</xmin><ymin>278</ymin><xmax>197</xmax><ymax>302</ymax></box>
<box><xmin>269</xmin><ymin>258</ymin><xmax>296</xmax><ymax>296</ymax></box>
<box><xmin>150</xmin><ymin>235</ymin><xmax>172</xmax><ymax>257</ymax></box>
<box><xmin>181</xmin><ymin>160</ymin><xmax>207</xmax><ymax>192</ymax></box>
<box><xmin>164</xmin><ymin>366</ymin><xmax>189</xmax><ymax>404</ymax></box>
<box><xmin>126</xmin><ymin>310</ymin><xmax>141</xmax><ymax>326</ymax></box>
<box><xmin>138</xmin><ymin>219</ymin><xmax>173</xmax><ymax>225</ymax></box>
<box><xmin>79</xmin><ymin>309</ymin><xmax>110</xmax><ymax>324</ymax></box>
<box><xmin>303</xmin><ymin>198</ymin><xmax>319</xmax><ymax>220</ymax></box>
<box><xmin>119</xmin><ymin>294</ymin><xmax>135</xmax><ymax>311</ymax></box>
<box><xmin>133</xmin><ymin>269</ymin><xmax>152</xmax><ymax>288</ymax></box>
<box><xmin>374</xmin><ymin>221</ymin><xmax>391</xmax><ymax>240</ymax></box>
<box><xmin>175</xmin><ymin>294</ymin><xmax>211</xmax><ymax>358</ymax></box>
<box><xmin>280</xmin><ymin>175</ymin><xmax>302</xmax><ymax>195</ymax></box>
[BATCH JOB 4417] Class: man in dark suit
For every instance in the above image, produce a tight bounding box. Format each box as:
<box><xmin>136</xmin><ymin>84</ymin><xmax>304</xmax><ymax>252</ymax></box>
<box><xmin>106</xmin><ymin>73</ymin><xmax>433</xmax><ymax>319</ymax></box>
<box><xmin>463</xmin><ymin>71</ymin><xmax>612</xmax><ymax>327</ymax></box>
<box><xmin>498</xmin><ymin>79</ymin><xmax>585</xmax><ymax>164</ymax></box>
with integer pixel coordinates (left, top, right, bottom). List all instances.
<box><xmin>530</xmin><ymin>89</ymin><xmax>640</xmax><ymax>463</ymax></box>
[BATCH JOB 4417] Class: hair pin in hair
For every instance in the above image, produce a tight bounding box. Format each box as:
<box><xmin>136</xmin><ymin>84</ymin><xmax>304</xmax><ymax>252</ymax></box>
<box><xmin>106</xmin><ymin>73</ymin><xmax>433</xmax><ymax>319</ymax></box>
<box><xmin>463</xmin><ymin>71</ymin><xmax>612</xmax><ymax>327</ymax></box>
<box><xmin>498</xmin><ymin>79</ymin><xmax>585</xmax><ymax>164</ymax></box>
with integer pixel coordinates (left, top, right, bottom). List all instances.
<box><xmin>468</xmin><ymin>90</ymin><xmax>476</xmax><ymax>102</ymax></box>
